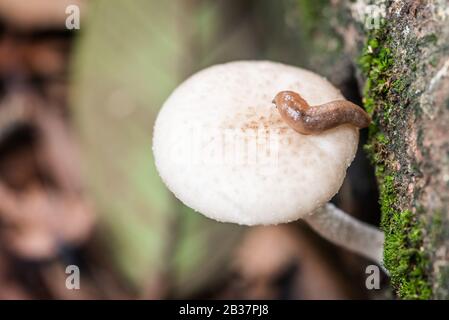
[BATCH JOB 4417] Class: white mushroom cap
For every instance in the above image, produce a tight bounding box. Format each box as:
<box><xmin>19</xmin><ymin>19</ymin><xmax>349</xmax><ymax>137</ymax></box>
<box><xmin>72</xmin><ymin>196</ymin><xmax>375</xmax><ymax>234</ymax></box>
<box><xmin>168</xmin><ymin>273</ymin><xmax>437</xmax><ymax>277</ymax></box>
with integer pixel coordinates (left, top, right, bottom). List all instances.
<box><xmin>153</xmin><ymin>61</ymin><xmax>358</xmax><ymax>225</ymax></box>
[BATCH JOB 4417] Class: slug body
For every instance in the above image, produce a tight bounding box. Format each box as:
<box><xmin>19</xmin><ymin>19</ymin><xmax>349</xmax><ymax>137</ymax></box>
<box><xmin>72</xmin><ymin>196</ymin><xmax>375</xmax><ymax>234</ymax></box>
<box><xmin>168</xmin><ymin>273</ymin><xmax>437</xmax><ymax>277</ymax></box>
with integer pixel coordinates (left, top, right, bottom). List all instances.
<box><xmin>273</xmin><ymin>91</ymin><xmax>371</xmax><ymax>135</ymax></box>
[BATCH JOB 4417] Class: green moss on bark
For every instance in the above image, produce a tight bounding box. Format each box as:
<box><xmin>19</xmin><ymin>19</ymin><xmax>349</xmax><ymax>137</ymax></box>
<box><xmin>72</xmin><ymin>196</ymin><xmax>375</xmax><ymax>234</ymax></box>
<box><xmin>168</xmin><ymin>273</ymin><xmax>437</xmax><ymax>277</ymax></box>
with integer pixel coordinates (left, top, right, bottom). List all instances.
<box><xmin>359</xmin><ymin>27</ymin><xmax>432</xmax><ymax>299</ymax></box>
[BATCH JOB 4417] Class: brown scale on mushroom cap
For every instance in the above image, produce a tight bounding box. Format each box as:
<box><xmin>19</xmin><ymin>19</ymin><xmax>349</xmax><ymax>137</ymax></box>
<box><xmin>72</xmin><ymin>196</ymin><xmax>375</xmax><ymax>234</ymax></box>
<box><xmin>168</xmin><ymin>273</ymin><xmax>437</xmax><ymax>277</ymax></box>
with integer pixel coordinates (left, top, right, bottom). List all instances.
<box><xmin>273</xmin><ymin>90</ymin><xmax>371</xmax><ymax>135</ymax></box>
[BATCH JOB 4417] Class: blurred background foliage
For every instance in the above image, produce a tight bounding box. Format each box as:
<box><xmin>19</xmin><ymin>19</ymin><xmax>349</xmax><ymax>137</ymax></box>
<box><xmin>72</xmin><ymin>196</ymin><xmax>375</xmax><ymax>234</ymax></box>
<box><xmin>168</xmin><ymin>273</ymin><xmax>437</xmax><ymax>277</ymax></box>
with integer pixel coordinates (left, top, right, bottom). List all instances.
<box><xmin>0</xmin><ymin>0</ymin><xmax>387</xmax><ymax>299</ymax></box>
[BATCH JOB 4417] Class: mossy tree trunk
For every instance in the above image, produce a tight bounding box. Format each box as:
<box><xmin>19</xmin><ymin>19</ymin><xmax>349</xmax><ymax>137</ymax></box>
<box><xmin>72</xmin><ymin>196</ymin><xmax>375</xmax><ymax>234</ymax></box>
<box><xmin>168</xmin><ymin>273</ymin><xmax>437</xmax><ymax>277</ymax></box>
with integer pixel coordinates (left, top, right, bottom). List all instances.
<box><xmin>293</xmin><ymin>0</ymin><xmax>449</xmax><ymax>299</ymax></box>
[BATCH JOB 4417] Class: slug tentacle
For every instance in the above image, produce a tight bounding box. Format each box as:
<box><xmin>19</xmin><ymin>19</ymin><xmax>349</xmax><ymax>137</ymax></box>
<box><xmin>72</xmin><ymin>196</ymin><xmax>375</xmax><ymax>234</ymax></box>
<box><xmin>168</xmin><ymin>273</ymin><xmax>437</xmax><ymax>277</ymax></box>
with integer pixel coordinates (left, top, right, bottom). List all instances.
<box><xmin>272</xmin><ymin>90</ymin><xmax>371</xmax><ymax>135</ymax></box>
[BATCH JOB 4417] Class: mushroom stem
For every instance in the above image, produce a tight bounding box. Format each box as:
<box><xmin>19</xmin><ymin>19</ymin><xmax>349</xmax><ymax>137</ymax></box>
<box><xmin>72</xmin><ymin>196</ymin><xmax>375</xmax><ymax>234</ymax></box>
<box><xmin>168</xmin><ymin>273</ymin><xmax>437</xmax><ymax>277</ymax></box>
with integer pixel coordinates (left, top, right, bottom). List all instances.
<box><xmin>304</xmin><ymin>203</ymin><xmax>384</xmax><ymax>267</ymax></box>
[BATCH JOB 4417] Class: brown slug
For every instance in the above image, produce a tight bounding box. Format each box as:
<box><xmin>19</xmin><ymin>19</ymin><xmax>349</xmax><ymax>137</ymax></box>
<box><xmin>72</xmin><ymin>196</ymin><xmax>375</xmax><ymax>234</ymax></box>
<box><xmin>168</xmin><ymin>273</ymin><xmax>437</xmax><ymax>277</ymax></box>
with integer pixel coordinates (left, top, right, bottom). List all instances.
<box><xmin>272</xmin><ymin>90</ymin><xmax>371</xmax><ymax>135</ymax></box>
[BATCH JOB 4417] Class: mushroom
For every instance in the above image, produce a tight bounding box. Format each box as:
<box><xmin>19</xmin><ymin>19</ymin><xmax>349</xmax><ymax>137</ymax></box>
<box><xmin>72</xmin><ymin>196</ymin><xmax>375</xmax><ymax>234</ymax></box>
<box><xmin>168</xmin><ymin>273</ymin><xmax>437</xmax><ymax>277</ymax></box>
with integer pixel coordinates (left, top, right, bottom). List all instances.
<box><xmin>152</xmin><ymin>61</ymin><xmax>384</xmax><ymax>265</ymax></box>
